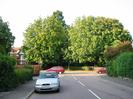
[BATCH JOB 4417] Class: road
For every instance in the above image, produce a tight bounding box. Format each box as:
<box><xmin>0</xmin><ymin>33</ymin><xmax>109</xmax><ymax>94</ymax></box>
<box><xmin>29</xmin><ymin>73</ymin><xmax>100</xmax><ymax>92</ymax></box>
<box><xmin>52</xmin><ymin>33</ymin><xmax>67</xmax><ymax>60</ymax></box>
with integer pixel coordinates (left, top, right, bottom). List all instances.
<box><xmin>29</xmin><ymin>74</ymin><xmax>133</xmax><ymax>99</ymax></box>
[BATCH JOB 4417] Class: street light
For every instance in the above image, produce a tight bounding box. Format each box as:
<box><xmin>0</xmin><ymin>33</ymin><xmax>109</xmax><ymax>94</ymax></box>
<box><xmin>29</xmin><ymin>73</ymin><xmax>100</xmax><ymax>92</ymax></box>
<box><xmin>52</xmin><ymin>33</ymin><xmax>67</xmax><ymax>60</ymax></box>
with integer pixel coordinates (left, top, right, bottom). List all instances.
<box><xmin>19</xmin><ymin>50</ymin><xmax>24</xmax><ymax>65</ymax></box>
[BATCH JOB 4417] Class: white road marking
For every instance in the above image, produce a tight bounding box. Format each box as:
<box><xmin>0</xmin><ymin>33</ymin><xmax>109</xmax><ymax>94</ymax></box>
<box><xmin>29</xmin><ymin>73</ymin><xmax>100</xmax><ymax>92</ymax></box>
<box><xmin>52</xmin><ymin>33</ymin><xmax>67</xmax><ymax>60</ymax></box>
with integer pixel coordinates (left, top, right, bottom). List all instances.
<box><xmin>88</xmin><ymin>89</ymin><xmax>102</xmax><ymax>99</ymax></box>
<box><xmin>73</xmin><ymin>76</ymin><xmax>78</xmax><ymax>80</ymax></box>
<box><xmin>73</xmin><ymin>76</ymin><xmax>102</xmax><ymax>99</ymax></box>
<box><xmin>78</xmin><ymin>81</ymin><xmax>86</xmax><ymax>87</ymax></box>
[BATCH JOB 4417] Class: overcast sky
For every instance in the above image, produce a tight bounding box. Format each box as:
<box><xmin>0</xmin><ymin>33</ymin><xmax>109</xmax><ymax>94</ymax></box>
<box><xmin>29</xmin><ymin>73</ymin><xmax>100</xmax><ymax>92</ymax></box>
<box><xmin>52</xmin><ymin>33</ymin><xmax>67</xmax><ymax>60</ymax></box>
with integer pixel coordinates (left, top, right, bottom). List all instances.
<box><xmin>0</xmin><ymin>0</ymin><xmax>133</xmax><ymax>47</ymax></box>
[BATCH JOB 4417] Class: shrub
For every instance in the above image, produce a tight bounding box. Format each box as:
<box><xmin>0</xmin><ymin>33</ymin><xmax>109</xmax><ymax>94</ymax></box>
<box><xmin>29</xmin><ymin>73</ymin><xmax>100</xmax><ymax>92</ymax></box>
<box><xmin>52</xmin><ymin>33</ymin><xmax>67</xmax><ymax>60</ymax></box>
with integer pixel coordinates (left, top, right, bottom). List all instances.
<box><xmin>0</xmin><ymin>53</ymin><xmax>33</xmax><ymax>92</ymax></box>
<box><xmin>64</xmin><ymin>65</ymin><xmax>89</xmax><ymax>71</ymax></box>
<box><xmin>15</xmin><ymin>65</ymin><xmax>33</xmax><ymax>84</ymax></box>
<box><xmin>0</xmin><ymin>54</ymin><xmax>17</xmax><ymax>91</ymax></box>
<box><xmin>107</xmin><ymin>60</ymin><xmax>118</xmax><ymax>77</ymax></box>
<box><xmin>104</xmin><ymin>41</ymin><xmax>132</xmax><ymax>60</ymax></box>
<box><xmin>108</xmin><ymin>52</ymin><xmax>133</xmax><ymax>78</ymax></box>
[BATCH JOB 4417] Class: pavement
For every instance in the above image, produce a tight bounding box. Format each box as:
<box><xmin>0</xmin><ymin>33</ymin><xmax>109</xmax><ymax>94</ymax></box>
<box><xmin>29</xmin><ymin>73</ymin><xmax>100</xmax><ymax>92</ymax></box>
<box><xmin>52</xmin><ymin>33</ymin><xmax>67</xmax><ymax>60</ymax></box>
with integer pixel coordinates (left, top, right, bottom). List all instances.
<box><xmin>100</xmin><ymin>75</ymin><xmax>133</xmax><ymax>88</ymax></box>
<box><xmin>0</xmin><ymin>78</ymin><xmax>36</xmax><ymax>99</ymax></box>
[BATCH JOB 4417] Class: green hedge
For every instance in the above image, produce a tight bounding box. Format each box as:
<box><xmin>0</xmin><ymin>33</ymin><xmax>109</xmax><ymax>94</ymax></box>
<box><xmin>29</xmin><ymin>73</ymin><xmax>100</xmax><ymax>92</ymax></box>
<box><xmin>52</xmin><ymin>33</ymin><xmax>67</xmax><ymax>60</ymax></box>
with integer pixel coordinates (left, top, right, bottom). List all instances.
<box><xmin>0</xmin><ymin>53</ymin><xmax>33</xmax><ymax>92</ymax></box>
<box><xmin>0</xmin><ymin>54</ymin><xmax>17</xmax><ymax>91</ymax></box>
<box><xmin>107</xmin><ymin>52</ymin><xmax>133</xmax><ymax>79</ymax></box>
<box><xmin>64</xmin><ymin>65</ymin><xmax>89</xmax><ymax>71</ymax></box>
<box><xmin>15</xmin><ymin>65</ymin><xmax>33</xmax><ymax>84</ymax></box>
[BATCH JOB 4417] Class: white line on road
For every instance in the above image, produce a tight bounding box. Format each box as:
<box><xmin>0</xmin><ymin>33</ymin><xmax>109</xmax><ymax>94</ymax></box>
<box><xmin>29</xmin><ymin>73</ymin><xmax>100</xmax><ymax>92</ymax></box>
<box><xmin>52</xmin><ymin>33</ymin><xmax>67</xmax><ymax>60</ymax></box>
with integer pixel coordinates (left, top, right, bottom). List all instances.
<box><xmin>73</xmin><ymin>76</ymin><xmax>102</xmax><ymax>99</ymax></box>
<box><xmin>88</xmin><ymin>89</ymin><xmax>102</xmax><ymax>99</ymax></box>
<box><xmin>78</xmin><ymin>81</ymin><xmax>86</xmax><ymax>87</ymax></box>
<box><xmin>73</xmin><ymin>76</ymin><xmax>78</xmax><ymax>80</ymax></box>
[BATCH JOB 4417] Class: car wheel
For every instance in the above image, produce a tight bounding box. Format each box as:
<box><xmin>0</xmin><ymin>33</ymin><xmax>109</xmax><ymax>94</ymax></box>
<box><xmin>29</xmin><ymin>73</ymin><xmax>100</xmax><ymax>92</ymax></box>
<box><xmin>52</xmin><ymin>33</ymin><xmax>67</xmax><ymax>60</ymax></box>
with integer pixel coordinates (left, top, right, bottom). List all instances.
<box><xmin>34</xmin><ymin>90</ymin><xmax>39</xmax><ymax>93</ymax></box>
<box><xmin>56</xmin><ymin>88</ymin><xmax>60</xmax><ymax>92</ymax></box>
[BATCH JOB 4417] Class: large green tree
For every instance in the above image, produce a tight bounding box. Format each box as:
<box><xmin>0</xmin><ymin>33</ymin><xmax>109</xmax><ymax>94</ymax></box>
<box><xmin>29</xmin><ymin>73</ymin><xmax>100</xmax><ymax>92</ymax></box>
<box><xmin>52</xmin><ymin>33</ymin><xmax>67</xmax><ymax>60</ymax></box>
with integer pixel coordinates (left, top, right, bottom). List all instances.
<box><xmin>23</xmin><ymin>11</ymin><xmax>68</xmax><ymax>66</ymax></box>
<box><xmin>0</xmin><ymin>17</ymin><xmax>15</xmax><ymax>54</ymax></box>
<box><xmin>66</xmin><ymin>16</ymin><xmax>132</xmax><ymax>66</ymax></box>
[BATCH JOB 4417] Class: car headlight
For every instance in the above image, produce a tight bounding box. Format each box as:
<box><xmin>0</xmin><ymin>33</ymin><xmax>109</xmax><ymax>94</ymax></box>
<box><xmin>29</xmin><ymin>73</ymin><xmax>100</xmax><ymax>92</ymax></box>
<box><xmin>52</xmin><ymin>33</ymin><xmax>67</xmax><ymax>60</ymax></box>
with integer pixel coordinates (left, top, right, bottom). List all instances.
<box><xmin>51</xmin><ymin>83</ymin><xmax>58</xmax><ymax>85</ymax></box>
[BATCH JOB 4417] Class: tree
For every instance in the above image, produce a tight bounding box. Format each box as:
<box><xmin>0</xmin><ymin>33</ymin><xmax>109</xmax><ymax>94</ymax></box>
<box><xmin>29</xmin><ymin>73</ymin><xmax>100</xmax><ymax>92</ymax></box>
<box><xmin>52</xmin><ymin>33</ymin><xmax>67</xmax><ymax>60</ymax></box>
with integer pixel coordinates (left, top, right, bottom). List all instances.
<box><xmin>0</xmin><ymin>17</ymin><xmax>15</xmax><ymax>54</ymax></box>
<box><xmin>104</xmin><ymin>41</ymin><xmax>133</xmax><ymax>60</ymax></box>
<box><xmin>23</xmin><ymin>11</ymin><xmax>68</xmax><ymax>66</ymax></box>
<box><xmin>66</xmin><ymin>16</ymin><xmax>132</xmax><ymax>66</ymax></box>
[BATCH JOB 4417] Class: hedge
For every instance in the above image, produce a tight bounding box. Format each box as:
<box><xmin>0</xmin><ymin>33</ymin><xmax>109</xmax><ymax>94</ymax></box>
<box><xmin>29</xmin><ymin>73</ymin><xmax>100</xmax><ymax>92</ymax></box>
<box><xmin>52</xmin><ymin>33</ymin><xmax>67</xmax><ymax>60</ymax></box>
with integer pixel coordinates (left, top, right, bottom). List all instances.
<box><xmin>107</xmin><ymin>52</ymin><xmax>133</xmax><ymax>79</ymax></box>
<box><xmin>0</xmin><ymin>54</ymin><xmax>33</xmax><ymax>92</ymax></box>
<box><xmin>15</xmin><ymin>65</ymin><xmax>33</xmax><ymax>84</ymax></box>
<box><xmin>0</xmin><ymin>54</ymin><xmax>17</xmax><ymax>91</ymax></box>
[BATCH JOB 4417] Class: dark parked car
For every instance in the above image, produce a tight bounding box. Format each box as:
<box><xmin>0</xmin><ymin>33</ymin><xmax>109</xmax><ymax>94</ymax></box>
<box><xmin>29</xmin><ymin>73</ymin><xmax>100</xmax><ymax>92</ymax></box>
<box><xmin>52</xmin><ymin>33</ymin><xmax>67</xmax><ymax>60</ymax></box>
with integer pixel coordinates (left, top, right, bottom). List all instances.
<box><xmin>46</xmin><ymin>66</ymin><xmax>65</xmax><ymax>74</ymax></box>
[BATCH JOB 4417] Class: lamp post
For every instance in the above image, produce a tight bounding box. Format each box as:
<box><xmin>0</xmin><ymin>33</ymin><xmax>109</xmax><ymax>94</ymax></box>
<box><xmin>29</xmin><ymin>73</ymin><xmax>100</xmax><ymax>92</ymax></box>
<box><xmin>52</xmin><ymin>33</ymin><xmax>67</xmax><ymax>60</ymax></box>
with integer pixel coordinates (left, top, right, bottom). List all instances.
<box><xmin>19</xmin><ymin>51</ymin><xmax>24</xmax><ymax>65</ymax></box>
<box><xmin>132</xmin><ymin>41</ymin><xmax>133</xmax><ymax>48</ymax></box>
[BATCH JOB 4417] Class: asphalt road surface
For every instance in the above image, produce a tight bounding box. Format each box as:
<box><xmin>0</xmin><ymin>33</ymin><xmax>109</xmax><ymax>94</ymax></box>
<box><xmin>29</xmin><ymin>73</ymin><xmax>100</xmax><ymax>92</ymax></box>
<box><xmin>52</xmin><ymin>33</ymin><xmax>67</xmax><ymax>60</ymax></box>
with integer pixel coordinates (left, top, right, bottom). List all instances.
<box><xmin>29</xmin><ymin>75</ymin><xmax>133</xmax><ymax>99</ymax></box>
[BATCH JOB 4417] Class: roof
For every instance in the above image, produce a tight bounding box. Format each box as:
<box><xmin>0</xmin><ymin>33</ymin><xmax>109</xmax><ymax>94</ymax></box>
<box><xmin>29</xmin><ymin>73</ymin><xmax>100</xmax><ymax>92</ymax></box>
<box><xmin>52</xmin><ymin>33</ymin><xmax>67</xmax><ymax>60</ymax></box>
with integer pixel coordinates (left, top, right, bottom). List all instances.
<box><xmin>11</xmin><ymin>47</ymin><xmax>21</xmax><ymax>53</ymax></box>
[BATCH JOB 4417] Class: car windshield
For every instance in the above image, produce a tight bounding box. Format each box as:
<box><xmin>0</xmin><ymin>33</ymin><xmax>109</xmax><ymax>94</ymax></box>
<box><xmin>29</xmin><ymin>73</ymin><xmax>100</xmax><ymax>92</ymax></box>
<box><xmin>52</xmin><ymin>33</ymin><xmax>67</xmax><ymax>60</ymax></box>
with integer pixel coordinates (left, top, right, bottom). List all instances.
<box><xmin>39</xmin><ymin>72</ymin><xmax>57</xmax><ymax>79</ymax></box>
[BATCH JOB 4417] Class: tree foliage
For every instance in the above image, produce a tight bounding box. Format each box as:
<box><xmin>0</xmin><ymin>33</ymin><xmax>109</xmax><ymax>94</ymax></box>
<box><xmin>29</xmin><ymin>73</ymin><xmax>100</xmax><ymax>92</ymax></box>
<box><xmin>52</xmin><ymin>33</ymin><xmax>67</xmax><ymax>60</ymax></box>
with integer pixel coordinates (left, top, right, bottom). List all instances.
<box><xmin>66</xmin><ymin>16</ymin><xmax>132</xmax><ymax>66</ymax></box>
<box><xmin>0</xmin><ymin>17</ymin><xmax>15</xmax><ymax>54</ymax></box>
<box><xmin>23</xmin><ymin>14</ymin><xmax>132</xmax><ymax>66</ymax></box>
<box><xmin>23</xmin><ymin>11</ymin><xmax>68</xmax><ymax>66</ymax></box>
<box><xmin>104</xmin><ymin>41</ymin><xmax>133</xmax><ymax>60</ymax></box>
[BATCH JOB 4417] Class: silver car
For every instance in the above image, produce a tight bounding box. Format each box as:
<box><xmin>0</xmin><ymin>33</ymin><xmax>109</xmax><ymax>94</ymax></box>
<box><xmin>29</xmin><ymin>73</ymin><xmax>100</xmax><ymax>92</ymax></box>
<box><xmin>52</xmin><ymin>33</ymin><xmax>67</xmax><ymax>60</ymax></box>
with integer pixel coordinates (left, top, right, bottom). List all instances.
<box><xmin>34</xmin><ymin>71</ymin><xmax>60</xmax><ymax>92</ymax></box>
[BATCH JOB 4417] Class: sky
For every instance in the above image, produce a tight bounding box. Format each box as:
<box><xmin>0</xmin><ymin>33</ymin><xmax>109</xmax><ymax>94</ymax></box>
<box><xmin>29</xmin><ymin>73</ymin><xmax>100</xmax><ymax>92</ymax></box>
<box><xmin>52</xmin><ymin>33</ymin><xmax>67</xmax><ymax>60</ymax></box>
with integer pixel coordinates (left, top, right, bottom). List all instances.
<box><xmin>0</xmin><ymin>0</ymin><xmax>133</xmax><ymax>47</ymax></box>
